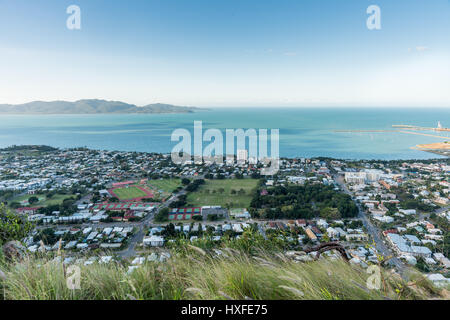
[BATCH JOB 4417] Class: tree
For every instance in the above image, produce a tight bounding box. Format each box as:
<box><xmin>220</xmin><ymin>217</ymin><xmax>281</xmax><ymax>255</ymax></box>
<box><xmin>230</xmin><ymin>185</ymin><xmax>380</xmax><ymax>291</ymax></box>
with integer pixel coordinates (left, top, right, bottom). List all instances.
<box><xmin>181</xmin><ymin>178</ymin><xmax>191</xmax><ymax>186</ymax></box>
<box><xmin>34</xmin><ymin>228</ymin><xmax>58</xmax><ymax>245</ymax></box>
<box><xmin>207</xmin><ymin>214</ymin><xmax>218</xmax><ymax>221</ymax></box>
<box><xmin>28</xmin><ymin>196</ymin><xmax>39</xmax><ymax>205</ymax></box>
<box><xmin>320</xmin><ymin>207</ymin><xmax>340</xmax><ymax>220</ymax></box>
<box><xmin>0</xmin><ymin>204</ymin><xmax>34</xmax><ymax>245</ymax></box>
<box><xmin>155</xmin><ymin>207</ymin><xmax>169</xmax><ymax>222</ymax></box>
<box><xmin>415</xmin><ymin>257</ymin><xmax>430</xmax><ymax>273</ymax></box>
<box><xmin>9</xmin><ymin>202</ymin><xmax>21</xmax><ymax>209</ymax></box>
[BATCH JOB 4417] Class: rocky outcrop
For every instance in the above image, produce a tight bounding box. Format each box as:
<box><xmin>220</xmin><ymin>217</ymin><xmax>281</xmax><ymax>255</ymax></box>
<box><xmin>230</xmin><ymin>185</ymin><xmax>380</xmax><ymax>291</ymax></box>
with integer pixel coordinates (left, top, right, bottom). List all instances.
<box><xmin>2</xmin><ymin>241</ymin><xmax>27</xmax><ymax>262</ymax></box>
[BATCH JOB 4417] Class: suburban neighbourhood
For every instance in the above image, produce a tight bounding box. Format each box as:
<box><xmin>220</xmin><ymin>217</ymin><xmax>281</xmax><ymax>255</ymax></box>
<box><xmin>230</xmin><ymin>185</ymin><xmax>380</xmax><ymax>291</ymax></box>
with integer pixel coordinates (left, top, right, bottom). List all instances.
<box><xmin>1</xmin><ymin>145</ymin><xmax>449</xmax><ymax>287</ymax></box>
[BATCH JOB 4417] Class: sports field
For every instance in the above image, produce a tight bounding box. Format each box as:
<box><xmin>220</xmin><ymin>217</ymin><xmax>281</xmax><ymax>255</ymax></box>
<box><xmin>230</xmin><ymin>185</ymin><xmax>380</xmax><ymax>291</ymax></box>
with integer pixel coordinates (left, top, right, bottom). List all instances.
<box><xmin>148</xmin><ymin>179</ymin><xmax>181</xmax><ymax>194</ymax></box>
<box><xmin>11</xmin><ymin>193</ymin><xmax>74</xmax><ymax>207</ymax></box>
<box><xmin>111</xmin><ymin>186</ymin><xmax>149</xmax><ymax>200</ymax></box>
<box><xmin>186</xmin><ymin>179</ymin><xmax>259</xmax><ymax>208</ymax></box>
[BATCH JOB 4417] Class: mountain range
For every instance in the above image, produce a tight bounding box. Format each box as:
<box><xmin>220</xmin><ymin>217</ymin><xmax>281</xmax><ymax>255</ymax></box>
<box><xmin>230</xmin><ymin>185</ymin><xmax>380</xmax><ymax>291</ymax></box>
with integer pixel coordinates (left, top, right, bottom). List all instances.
<box><xmin>0</xmin><ymin>99</ymin><xmax>204</xmax><ymax>114</ymax></box>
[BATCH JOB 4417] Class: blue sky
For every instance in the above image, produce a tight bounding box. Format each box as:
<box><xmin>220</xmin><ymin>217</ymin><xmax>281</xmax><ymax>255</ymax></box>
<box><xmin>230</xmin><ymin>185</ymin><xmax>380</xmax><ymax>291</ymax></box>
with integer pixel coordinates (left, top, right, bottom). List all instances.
<box><xmin>0</xmin><ymin>0</ymin><xmax>449</xmax><ymax>107</ymax></box>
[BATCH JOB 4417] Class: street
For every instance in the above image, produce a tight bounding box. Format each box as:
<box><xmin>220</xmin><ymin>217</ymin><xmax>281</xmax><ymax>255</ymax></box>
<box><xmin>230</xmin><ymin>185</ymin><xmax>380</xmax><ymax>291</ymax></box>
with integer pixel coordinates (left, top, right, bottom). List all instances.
<box><xmin>334</xmin><ymin>174</ymin><xmax>406</xmax><ymax>274</ymax></box>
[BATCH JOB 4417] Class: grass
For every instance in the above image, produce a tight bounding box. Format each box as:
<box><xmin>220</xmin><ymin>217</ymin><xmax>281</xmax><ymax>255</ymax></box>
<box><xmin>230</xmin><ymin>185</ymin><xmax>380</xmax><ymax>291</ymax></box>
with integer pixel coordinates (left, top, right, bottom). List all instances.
<box><xmin>112</xmin><ymin>186</ymin><xmax>148</xmax><ymax>200</ymax></box>
<box><xmin>0</xmin><ymin>247</ymin><xmax>446</xmax><ymax>300</ymax></box>
<box><xmin>148</xmin><ymin>179</ymin><xmax>182</xmax><ymax>194</ymax></box>
<box><xmin>11</xmin><ymin>193</ymin><xmax>74</xmax><ymax>207</ymax></box>
<box><xmin>186</xmin><ymin>179</ymin><xmax>259</xmax><ymax>208</ymax></box>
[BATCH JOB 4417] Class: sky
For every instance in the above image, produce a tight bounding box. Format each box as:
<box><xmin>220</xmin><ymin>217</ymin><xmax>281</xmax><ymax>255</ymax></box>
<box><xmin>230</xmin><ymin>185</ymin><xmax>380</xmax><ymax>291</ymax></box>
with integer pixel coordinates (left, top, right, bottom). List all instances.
<box><xmin>0</xmin><ymin>0</ymin><xmax>449</xmax><ymax>107</ymax></box>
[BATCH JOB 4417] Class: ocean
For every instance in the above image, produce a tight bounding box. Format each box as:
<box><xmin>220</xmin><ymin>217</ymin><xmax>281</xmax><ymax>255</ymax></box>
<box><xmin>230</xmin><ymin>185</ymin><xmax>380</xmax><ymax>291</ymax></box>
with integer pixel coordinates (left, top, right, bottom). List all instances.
<box><xmin>0</xmin><ymin>107</ymin><xmax>449</xmax><ymax>160</ymax></box>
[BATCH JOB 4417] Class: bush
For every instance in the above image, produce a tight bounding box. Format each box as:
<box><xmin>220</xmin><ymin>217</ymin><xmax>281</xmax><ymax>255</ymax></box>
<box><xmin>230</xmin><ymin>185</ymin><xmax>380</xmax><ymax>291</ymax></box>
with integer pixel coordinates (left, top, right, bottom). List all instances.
<box><xmin>0</xmin><ymin>204</ymin><xmax>34</xmax><ymax>245</ymax></box>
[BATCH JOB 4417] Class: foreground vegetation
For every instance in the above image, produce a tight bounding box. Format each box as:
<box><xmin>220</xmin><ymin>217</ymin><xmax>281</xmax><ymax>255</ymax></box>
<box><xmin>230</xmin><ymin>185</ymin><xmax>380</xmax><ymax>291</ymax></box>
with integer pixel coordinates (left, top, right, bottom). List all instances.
<box><xmin>0</xmin><ymin>246</ymin><xmax>447</xmax><ymax>300</ymax></box>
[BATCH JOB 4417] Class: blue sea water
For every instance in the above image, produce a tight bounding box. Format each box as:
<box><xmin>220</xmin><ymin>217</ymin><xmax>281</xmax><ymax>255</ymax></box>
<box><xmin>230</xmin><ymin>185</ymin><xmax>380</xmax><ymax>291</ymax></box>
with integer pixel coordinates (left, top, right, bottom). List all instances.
<box><xmin>0</xmin><ymin>108</ymin><xmax>449</xmax><ymax>160</ymax></box>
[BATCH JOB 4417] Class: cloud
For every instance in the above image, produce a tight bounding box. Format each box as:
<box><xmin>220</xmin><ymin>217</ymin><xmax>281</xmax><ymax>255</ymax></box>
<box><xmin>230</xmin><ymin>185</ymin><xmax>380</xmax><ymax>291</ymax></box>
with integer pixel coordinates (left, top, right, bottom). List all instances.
<box><xmin>408</xmin><ymin>46</ymin><xmax>429</xmax><ymax>53</ymax></box>
<box><xmin>283</xmin><ymin>51</ymin><xmax>298</xmax><ymax>56</ymax></box>
<box><xmin>415</xmin><ymin>46</ymin><xmax>428</xmax><ymax>52</ymax></box>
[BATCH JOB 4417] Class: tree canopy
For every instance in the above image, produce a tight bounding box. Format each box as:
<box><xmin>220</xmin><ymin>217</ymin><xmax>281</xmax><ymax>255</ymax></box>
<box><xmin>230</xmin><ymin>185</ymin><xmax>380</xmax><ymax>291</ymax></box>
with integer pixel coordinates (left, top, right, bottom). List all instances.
<box><xmin>0</xmin><ymin>204</ymin><xmax>34</xmax><ymax>245</ymax></box>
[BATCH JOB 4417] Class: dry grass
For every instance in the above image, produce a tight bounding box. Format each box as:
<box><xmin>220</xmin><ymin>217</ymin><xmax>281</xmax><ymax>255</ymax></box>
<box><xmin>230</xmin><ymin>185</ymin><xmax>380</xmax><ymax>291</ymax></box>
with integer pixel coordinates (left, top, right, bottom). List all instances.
<box><xmin>0</xmin><ymin>247</ymin><xmax>446</xmax><ymax>300</ymax></box>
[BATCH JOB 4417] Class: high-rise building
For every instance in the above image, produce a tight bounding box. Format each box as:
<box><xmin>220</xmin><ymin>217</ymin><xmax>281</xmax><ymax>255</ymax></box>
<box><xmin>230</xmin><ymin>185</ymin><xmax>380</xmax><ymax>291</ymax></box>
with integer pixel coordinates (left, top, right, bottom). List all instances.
<box><xmin>237</xmin><ymin>149</ymin><xmax>248</xmax><ymax>162</ymax></box>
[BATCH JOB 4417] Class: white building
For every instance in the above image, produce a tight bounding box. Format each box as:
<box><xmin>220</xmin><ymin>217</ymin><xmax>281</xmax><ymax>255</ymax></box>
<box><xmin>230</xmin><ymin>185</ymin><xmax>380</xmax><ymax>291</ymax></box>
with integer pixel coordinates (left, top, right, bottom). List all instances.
<box><xmin>237</xmin><ymin>149</ymin><xmax>248</xmax><ymax>162</ymax></box>
<box><xmin>143</xmin><ymin>235</ymin><xmax>165</xmax><ymax>247</ymax></box>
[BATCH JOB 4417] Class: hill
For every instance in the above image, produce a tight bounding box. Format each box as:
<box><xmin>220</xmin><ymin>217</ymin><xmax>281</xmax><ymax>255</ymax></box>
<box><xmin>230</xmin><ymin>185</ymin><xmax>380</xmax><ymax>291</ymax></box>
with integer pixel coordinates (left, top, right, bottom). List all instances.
<box><xmin>0</xmin><ymin>99</ymin><xmax>204</xmax><ymax>114</ymax></box>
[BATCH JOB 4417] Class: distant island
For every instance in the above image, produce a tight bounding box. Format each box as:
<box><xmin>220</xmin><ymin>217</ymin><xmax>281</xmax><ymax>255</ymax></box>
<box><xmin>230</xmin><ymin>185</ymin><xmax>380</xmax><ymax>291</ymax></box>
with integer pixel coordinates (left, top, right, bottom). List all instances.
<box><xmin>0</xmin><ymin>99</ymin><xmax>205</xmax><ymax>114</ymax></box>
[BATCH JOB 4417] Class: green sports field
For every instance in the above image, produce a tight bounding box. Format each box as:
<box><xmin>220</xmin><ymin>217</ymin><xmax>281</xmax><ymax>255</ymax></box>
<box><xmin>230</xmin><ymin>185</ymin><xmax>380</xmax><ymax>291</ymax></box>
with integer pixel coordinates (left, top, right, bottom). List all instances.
<box><xmin>148</xmin><ymin>179</ymin><xmax>181</xmax><ymax>194</ymax></box>
<box><xmin>186</xmin><ymin>179</ymin><xmax>259</xmax><ymax>208</ymax></box>
<box><xmin>112</xmin><ymin>186</ymin><xmax>148</xmax><ymax>200</ymax></box>
<box><xmin>10</xmin><ymin>193</ymin><xmax>75</xmax><ymax>207</ymax></box>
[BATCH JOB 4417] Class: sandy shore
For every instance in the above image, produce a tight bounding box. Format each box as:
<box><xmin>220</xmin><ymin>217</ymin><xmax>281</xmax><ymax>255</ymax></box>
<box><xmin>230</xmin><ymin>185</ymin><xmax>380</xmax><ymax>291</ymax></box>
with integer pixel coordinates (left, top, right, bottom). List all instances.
<box><xmin>416</xmin><ymin>141</ymin><xmax>450</xmax><ymax>150</ymax></box>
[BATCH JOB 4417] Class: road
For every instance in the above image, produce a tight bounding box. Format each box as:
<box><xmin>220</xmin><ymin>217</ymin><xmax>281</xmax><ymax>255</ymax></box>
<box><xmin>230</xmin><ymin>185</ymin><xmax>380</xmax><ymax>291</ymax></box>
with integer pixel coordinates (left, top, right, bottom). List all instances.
<box><xmin>117</xmin><ymin>188</ymin><xmax>187</xmax><ymax>258</ymax></box>
<box><xmin>433</xmin><ymin>204</ymin><xmax>449</xmax><ymax>217</ymax></box>
<box><xmin>334</xmin><ymin>174</ymin><xmax>406</xmax><ymax>274</ymax></box>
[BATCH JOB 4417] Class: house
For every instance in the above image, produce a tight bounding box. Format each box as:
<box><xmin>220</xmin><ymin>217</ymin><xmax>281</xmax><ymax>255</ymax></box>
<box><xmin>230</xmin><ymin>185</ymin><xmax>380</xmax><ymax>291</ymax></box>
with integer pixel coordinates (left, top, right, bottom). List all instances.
<box><xmin>334</xmin><ymin>227</ymin><xmax>347</xmax><ymax>237</ymax></box>
<box><xmin>433</xmin><ymin>253</ymin><xmax>450</xmax><ymax>268</ymax></box>
<box><xmin>64</xmin><ymin>241</ymin><xmax>78</xmax><ymax>249</ymax></box>
<box><xmin>434</xmin><ymin>197</ymin><xmax>449</xmax><ymax>205</ymax></box>
<box><xmin>426</xmin><ymin>274</ymin><xmax>450</xmax><ymax>287</ymax></box>
<box><xmin>99</xmin><ymin>243</ymin><xmax>121</xmax><ymax>249</ymax></box>
<box><xmin>386</xmin><ymin>234</ymin><xmax>432</xmax><ymax>258</ymax></box>
<box><xmin>399</xmin><ymin>209</ymin><xmax>416</xmax><ymax>215</ymax></box>
<box><xmin>100</xmin><ymin>256</ymin><xmax>113</xmax><ymax>264</ymax></box>
<box><xmin>346</xmin><ymin>233</ymin><xmax>368</xmax><ymax>241</ymax></box>
<box><xmin>295</xmin><ymin>219</ymin><xmax>307</xmax><ymax>227</ymax></box>
<box><xmin>379</xmin><ymin>180</ymin><xmax>391</xmax><ymax>190</ymax></box>
<box><xmin>326</xmin><ymin>227</ymin><xmax>339</xmax><ymax>240</ymax></box>
<box><xmin>316</xmin><ymin>219</ymin><xmax>328</xmax><ymax>229</ymax></box>
<box><xmin>404</xmin><ymin>235</ymin><xmax>421</xmax><ymax>244</ymax></box>
<box><xmin>232</xmin><ymin>224</ymin><xmax>243</xmax><ymax>233</ymax></box>
<box><xmin>373</xmin><ymin>215</ymin><xmax>394</xmax><ymax>223</ymax></box>
<box><xmin>305</xmin><ymin>228</ymin><xmax>317</xmax><ymax>241</ymax></box>
<box><xmin>143</xmin><ymin>235</ymin><xmax>165</xmax><ymax>247</ymax></box>
<box><xmin>310</xmin><ymin>226</ymin><xmax>322</xmax><ymax>237</ymax></box>
<box><xmin>16</xmin><ymin>207</ymin><xmax>40</xmax><ymax>215</ymax></box>
<box><xmin>229</xmin><ymin>208</ymin><xmax>251</xmax><ymax>219</ymax></box>
<box><xmin>202</xmin><ymin>206</ymin><xmax>227</xmax><ymax>219</ymax></box>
